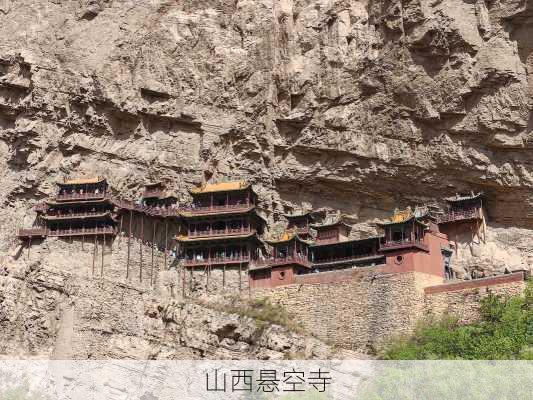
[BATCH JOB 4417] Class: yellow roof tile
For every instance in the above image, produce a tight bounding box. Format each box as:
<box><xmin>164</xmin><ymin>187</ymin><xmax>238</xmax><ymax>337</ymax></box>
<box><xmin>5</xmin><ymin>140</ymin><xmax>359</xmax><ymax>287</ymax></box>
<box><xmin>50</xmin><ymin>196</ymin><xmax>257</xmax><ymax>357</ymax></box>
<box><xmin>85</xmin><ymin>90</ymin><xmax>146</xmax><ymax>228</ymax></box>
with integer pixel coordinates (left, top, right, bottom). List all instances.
<box><xmin>190</xmin><ymin>180</ymin><xmax>250</xmax><ymax>194</ymax></box>
<box><xmin>60</xmin><ymin>176</ymin><xmax>105</xmax><ymax>185</ymax></box>
<box><xmin>391</xmin><ymin>208</ymin><xmax>413</xmax><ymax>223</ymax></box>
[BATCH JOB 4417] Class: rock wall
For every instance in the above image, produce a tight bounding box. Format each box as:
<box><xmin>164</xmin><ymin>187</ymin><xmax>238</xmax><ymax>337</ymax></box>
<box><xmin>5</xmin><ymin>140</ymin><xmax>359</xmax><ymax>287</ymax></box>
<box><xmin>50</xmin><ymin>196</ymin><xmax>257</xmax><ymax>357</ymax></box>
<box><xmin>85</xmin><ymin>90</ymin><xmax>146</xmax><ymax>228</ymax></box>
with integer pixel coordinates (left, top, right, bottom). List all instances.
<box><xmin>0</xmin><ymin>0</ymin><xmax>531</xmax><ymax>271</ymax></box>
<box><xmin>0</xmin><ymin>0</ymin><xmax>532</xmax><ymax>358</ymax></box>
<box><xmin>0</xmin><ymin>257</ymin><xmax>330</xmax><ymax>359</ymax></box>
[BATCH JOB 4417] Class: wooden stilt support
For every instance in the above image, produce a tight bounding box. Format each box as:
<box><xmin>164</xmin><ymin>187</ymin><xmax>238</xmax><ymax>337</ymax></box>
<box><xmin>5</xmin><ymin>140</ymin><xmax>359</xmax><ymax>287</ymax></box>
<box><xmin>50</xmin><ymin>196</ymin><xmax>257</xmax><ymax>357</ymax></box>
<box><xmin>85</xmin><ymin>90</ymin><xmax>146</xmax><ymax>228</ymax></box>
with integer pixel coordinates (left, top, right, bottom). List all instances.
<box><xmin>82</xmin><ymin>235</ymin><xmax>85</xmax><ymax>251</ymax></box>
<box><xmin>92</xmin><ymin>235</ymin><xmax>97</xmax><ymax>276</ymax></box>
<box><xmin>139</xmin><ymin>215</ymin><xmax>144</xmax><ymax>283</ymax></box>
<box><xmin>189</xmin><ymin>267</ymin><xmax>193</xmax><ymax>292</ymax></box>
<box><xmin>206</xmin><ymin>265</ymin><xmax>209</xmax><ymax>293</ymax></box>
<box><xmin>182</xmin><ymin>266</ymin><xmax>186</xmax><ymax>297</ymax></box>
<box><xmin>239</xmin><ymin>262</ymin><xmax>242</xmax><ymax>291</ymax></box>
<box><xmin>164</xmin><ymin>220</ymin><xmax>168</xmax><ymax>270</ymax></box>
<box><xmin>101</xmin><ymin>234</ymin><xmax>105</xmax><ymax>277</ymax></box>
<box><xmin>127</xmin><ymin>210</ymin><xmax>132</xmax><ymax>279</ymax></box>
<box><xmin>119</xmin><ymin>214</ymin><xmax>124</xmax><ymax>245</ymax></box>
<box><xmin>151</xmin><ymin>220</ymin><xmax>156</xmax><ymax>286</ymax></box>
<box><xmin>222</xmin><ymin>265</ymin><xmax>226</xmax><ymax>287</ymax></box>
<box><xmin>27</xmin><ymin>237</ymin><xmax>31</xmax><ymax>260</ymax></box>
<box><xmin>248</xmin><ymin>264</ymin><xmax>251</xmax><ymax>298</ymax></box>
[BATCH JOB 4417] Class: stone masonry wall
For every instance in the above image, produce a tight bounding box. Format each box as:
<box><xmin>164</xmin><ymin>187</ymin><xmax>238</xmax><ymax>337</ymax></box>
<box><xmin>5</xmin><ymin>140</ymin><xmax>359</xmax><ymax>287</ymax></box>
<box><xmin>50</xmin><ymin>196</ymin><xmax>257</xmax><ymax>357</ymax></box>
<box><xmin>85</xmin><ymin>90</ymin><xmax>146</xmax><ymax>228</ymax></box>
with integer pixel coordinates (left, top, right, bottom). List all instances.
<box><xmin>253</xmin><ymin>268</ymin><xmax>528</xmax><ymax>352</ymax></box>
<box><xmin>254</xmin><ymin>267</ymin><xmax>442</xmax><ymax>352</ymax></box>
<box><xmin>424</xmin><ymin>272</ymin><xmax>528</xmax><ymax>323</ymax></box>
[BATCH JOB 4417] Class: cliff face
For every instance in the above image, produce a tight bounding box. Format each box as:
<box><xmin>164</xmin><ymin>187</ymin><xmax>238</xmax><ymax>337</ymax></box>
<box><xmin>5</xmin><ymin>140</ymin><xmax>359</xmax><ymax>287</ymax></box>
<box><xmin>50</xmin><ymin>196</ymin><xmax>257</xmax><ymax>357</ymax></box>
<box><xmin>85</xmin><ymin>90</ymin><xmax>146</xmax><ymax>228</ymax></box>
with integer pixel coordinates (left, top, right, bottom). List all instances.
<box><xmin>0</xmin><ymin>1</ymin><xmax>532</xmax><ymax>357</ymax></box>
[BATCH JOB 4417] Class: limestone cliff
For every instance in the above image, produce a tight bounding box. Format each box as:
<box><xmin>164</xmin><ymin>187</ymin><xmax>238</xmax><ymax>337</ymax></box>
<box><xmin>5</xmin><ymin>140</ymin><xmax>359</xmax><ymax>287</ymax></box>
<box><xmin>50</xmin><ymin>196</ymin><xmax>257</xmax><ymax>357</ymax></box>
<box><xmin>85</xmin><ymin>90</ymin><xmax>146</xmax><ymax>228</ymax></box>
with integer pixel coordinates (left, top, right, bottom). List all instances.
<box><xmin>0</xmin><ymin>0</ymin><xmax>532</xmax><ymax>357</ymax></box>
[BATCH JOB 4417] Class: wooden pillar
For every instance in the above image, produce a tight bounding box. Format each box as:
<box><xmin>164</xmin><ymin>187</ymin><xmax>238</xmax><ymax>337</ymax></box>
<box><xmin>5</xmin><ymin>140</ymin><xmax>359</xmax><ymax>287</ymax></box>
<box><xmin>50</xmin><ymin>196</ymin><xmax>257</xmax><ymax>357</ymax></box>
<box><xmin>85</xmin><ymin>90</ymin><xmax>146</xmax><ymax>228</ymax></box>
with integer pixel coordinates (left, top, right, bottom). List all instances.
<box><xmin>127</xmin><ymin>210</ymin><xmax>132</xmax><ymax>279</ymax></box>
<box><xmin>222</xmin><ymin>264</ymin><xmax>226</xmax><ymax>287</ymax></box>
<box><xmin>101</xmin><ymin>234</ymin><xmax>105</xmax><ymax>277</ymax></box>
<box><xmin>239</xmin><ymin>262</ymin><xmax>242</xmax><ymax>291</ymax></box>
<box><xmin>206</xmin><ymin>265</ymin><xmax>209</xmax><ymax>293</ymax></box>
<box><xmin>182</xmin><ymin>265</ymin><xmax>186</xmax><ymax>297</ymax></box>
<box><xmin>189</xmin><ymin>267</ymin><xmax>193</xmax><ymax>292</ymax></box>
<box><xmin>82</xmin><ymin>234</ymin><xmax>85</xmax><ymax>251</ymax></box>
<box><xmin>151</xmin><ymin>220</ymin><xmax>156</xmax><ymax>286</ymax></box>
<box><xmin>27</xmin><ymin>237</ymin><xmax>31</xmax><ymax>260</ymax></box>
<box><xmin>139</xmin><ymin>215</ymin><xmax>144</xmax><ymax>283</ymax></box>
<box><xmin>119</xmin><ymin>214</ymin><xmax>123</xmax><ymax>245</ymax></box>
<box><xmin>92</xmin><ymin>234</ymin><xmax>97</xmax><ymax>276</ymax></box>
<box><xmin>248</xmin><ymin>264</ymin><xmax>251</xmax><ymax>298</ymax></box>
<box><xmin>164</xmin><ymin>220</ymin><xmax>168</xmax><ymax>270</ymax></box>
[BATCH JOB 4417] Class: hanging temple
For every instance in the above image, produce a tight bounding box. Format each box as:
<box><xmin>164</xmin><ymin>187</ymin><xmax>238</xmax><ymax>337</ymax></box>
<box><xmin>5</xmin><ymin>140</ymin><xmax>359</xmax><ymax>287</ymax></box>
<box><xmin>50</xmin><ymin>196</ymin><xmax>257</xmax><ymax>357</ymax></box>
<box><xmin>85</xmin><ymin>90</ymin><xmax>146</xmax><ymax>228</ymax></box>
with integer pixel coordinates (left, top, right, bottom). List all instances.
<box><xmin>16</xmin><ymin>177</ymin><xmax>489</xmax><ymax>290</ymax></box>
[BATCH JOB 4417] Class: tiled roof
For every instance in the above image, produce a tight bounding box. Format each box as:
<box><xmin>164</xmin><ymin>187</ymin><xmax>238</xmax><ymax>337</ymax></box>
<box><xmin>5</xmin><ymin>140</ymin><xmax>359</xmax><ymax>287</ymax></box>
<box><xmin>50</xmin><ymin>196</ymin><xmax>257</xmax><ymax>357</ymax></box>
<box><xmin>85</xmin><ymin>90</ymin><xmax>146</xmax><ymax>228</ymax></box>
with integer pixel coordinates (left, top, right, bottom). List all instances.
<box><xmin>190</xmin><ymin>181</ymin><xmax>250</xmax><ymax>194</ymax></box>
<box><xmin>59</xmin><ymin>176</ymin><xmax>106</xmax><ymax>185</ymax></box>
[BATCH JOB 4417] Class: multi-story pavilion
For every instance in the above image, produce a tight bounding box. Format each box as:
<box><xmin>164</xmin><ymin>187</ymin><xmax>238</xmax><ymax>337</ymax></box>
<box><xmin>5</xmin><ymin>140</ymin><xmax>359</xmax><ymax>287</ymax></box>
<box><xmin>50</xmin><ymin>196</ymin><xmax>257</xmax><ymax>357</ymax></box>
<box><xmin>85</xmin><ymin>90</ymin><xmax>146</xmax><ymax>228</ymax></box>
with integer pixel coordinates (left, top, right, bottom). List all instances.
<box><xmin>18</xmin><ymin>177</ymin><xmax>117</xmax><ymax>240</ymax></box>
<box><xmin>437</xmin><ymin>192</ymin><xmax>486</xmax><ymax>245</ymax></box>
<box><xmin>176</xmin><ymin>181</ymin><xmax>265</xmax><ymax>273</ymax></box>
<box><xmin>250</xmin><ymin>231</ymin><xmax>311</xmax><ymax>288</ymax></box>
<box><xmin>141</xmin><ymin>182</ymin><xmax>179</xmax><ymax>209</ymax></box>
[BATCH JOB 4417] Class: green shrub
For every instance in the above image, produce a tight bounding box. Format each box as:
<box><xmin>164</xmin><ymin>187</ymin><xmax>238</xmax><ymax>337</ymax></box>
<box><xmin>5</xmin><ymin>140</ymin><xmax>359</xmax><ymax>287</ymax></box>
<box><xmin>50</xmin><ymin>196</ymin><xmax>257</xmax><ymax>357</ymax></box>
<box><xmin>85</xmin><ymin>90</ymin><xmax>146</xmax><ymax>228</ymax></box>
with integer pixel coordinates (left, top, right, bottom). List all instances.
<box><xmin>381</xmin><ymin>280</ymin><xmax>533</xmax><ymax>359</ymax></box>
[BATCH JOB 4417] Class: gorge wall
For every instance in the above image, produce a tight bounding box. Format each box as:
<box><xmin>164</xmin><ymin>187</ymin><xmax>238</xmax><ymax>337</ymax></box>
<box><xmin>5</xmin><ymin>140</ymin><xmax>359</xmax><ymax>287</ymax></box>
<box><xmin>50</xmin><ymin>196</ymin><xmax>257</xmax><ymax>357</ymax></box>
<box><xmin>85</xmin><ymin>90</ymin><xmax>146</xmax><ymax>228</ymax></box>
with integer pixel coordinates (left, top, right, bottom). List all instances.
<box><xmin>0</xmin><ymin>0</ymin><xmax>532</xmax><ymax>357</ymax></box>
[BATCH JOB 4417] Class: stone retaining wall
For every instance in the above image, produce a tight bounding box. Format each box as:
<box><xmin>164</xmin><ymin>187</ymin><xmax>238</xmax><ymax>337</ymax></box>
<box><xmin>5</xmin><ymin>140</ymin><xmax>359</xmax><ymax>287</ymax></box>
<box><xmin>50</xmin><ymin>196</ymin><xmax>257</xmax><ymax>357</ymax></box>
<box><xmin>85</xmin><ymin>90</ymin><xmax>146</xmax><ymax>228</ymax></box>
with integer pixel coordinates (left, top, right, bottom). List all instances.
<box><xmin>254</xmin><ymin>268</ymin><xmax>528</xmax><ymax>351</ymax></box>
<box><xmin>423</xmin><ymin>272</ymin><xmax>528</xmax><ymax>323</ymax></box>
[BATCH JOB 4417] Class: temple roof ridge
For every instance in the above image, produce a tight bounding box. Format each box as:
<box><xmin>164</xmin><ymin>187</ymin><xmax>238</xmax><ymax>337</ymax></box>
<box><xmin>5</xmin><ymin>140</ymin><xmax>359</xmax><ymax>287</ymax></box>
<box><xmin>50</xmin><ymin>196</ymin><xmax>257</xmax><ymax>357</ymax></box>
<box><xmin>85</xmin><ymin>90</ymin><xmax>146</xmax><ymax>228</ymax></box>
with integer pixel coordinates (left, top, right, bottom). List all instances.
<box><xmin>264</xmin><ymin>228</ymin><xmax>313</xmax><ymax>245</ymax></box>
<box><xmin>58</xmin><ymin>176</ymin><xmax>106</xmax><ymax>186</ymax></box>
<box><xmin>189</xmin><ymin>180</ymin><xmax>250</xmax><ymax>194</ymax></box>
<box><xmin>444</xmin><ymin>191</ymin><xmax>484</xmax><ymax>203</ymax></box>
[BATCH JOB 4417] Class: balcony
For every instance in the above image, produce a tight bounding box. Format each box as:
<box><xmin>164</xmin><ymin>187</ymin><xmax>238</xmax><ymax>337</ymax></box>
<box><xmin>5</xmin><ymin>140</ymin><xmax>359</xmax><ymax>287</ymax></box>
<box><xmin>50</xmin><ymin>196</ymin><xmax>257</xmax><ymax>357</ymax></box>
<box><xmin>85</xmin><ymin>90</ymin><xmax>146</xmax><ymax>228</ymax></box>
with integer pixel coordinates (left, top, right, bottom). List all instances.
<box><xmin>111</xmin><ymin>198</ymin><xmax>179</xmax><ymax>217</ymax></box>
<box><xmin>312</xmin><ymin>253</ymin><xmax>383</xmax><ymax>267</ymax></box>
<box><xmin>252</xmin><ymin>255</ymin><xmax>310</xmax><ymax>270</ymax></box>
<box><xmin>34</xmin><ymin>203</ymin><xmax>49</xmax><ymax>212</ymax></box>
<box><xmin>294</xmin><ymin>226</ymin><xmax>310</xmax><ymax>236</ymax></box>
<box><xmin>182</xmin><ymin>254</ymin><xmax>251</xmax><ymax>267</ymax></box>
<box><xmin>42</xmin><ymin>211</ymin><xmax>111</xmax><ymax>221</ymax></box>
<box><xmin>188</xmin><ymin>227</ymin><xmax>252</xmax><ymax>238</ymax></box>
<box><xmin>55</xmin><ymin>192</ymin><xmax>106</xmax><ymax>202</ymax></box>
<box><xmin>48</xmin><ymin>226</ymin><xmax>116</xmax><ymax>237</ymax></box>
<box><xmin>180</xmin><ymin>203</ymin><xmax>252</xmax><ymax>216</ymax></box>
<box><xmin>18</xmin><ymin>227</ymin><xmax>48</xmax><ymax>238</ymax></box>
<box><xmin>437</xmin><ymin>208</ymin><xmax>480</xmax><ymax>224</ymax></box>
<box><xmin>143</xmin><ymin>189</ymin><xmax>165</xmax><ymax>199</ymax></box>
<box><xmin>314</xmin><ymin>237</ymin><xmax>340</xmax><ymax>245</ymax></box>
<box><xmin>379</xmin><ymin>240</ymin><xmax>429</xmax><ymax>252</ymax></box>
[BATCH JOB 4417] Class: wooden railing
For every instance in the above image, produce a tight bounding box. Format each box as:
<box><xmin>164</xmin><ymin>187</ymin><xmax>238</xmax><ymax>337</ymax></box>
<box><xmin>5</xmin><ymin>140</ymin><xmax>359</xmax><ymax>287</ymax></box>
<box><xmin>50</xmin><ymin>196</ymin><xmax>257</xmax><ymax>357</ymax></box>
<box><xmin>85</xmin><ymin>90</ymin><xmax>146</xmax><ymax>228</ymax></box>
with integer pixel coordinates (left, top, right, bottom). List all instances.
<box><xmin>55</xmin><ymin>192</ymin><xmax>106</xmax><ymax>201</ymax></box>
<box><xmin>312</xmin><ymin>252</ymin><xmax>380</xmax><ymax>265</ymax></box>
<box><xmin>188</xmin><ymin>227</ymin><xmax>252</xmax><ymax>238</ymax></box>
<box><xmin>143</xmin><ymin>189</ymin><xmax>165</xmax><ymax>198</ymax></box>
<box><xmin>182</xmin><ymin>254</ymin><xmax>251</xmax><ymax>266</ymax></box>
<box><xmin>180</xmin><ymin>203</ymin><xmax>251</xmax><ymax>215</ymax></box>
<box><xmin>314</xmin><ymin>237</ymin><xmax>340</xmax><ymax>245</ymax></box>
<box><xmin>18</xmin><ymin>227</ymin><xmax>48</xmax><ymax>238</ymax></box>
<box><xmin>111</xmin><ymin>198</ymin><xmax>179</xmax><ymax>217</ymax></box>
<box><xmin>295</xmin><ymin>227</ymin><xmax>310</xmax><ymax>235</ymax></box>
<box><xmin>379</xmin><ymin>240</ymin><xmax>429</xmax><ymax>252</ymax></box>
<box><xmin>34</xmin><ymin>203</ymin><xmax>49</xmax><ymax>212</ymax></box>
<box><xmin>48</xmin><ymin>226</ymin><xmax>116</xmax><ymax>237</ymax></box>
<box><xmin>43</xmin><ymin>211</ymin><xmax>110</xmax><ymax>220</ymax></box>
<box><xmin>254</xmin><ymin>255</ymin><xmax>310</xmax><ymax>268</ymax></box>
<box><xmin>437</xmin><ymin>208</ymin><xmax>480</xmax><ymax>224</ymax></box>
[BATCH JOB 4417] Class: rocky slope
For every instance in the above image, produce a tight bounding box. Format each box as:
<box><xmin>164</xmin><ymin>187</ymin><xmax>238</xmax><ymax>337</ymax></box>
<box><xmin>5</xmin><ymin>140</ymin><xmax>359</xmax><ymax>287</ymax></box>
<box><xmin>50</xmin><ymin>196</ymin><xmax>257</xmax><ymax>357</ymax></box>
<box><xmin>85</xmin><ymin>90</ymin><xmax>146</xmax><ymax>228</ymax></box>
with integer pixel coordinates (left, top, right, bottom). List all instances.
<box><xmin>0</xmin><ymin>257</ymin><xmax>331</xmax><ymax>359</ymax></box>
<box><xmin>0</xmin><ymin>0</ymin><xmax>532</xmax><ymax>356</ymax></box>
